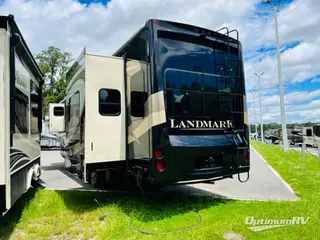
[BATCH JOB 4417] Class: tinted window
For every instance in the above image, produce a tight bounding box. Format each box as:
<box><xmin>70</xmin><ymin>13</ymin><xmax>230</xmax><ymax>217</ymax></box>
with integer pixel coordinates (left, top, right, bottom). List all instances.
<box><xmin>30</xmin><ymin>81</ymin><xmax>40</xmax><ymax>134</ymax></box>
<box><xmin>313</xmin><ymin>126</ymin><xmax>320</xmax><ymax>137</ymax></box>
<box><xmin>169</xmin><ymin>89</ymin><xmax>203</xmax><ymax>117</ymax></box>
<box><xmin>114</xmin><ymin>28</ymin><xmax>147</xmax><ymax>61</ymax></box>
<box><xmin>99</xmin><ymin>89</ymin><xmax>121</xmax><ymax>116</ymax></box>
<box><xmin>157</xmin><ymin>31</ymin><xmax>243</xmax><ymax>95</ymax></box>
<box><xmin>70</xmin><ymin>92</ymin><xmax>80</xmax><ymax>118</ymax></box>
<box><xmin>66</xmin><ymin>92</ymin><xmax>80</xmax><ymax>137</ymax></box>
<box><xmin>165</xmin><ymin>69</ymin><xmax>235</xmax><ymax>118</ymax></box>
<box><xmin>15</xmin><ymin>88</ymin><xmax>29</xmax><ymax>133</ymax></box>
<box><xmin>131</xmin><ymin>91</ymin><xmax>147</xmax><ymax>117</ymax></box>
<box><xmin>15</xmin><ymin>54</ymin><xmax>29</xmax><ymax>134</ymax></box>
<box><xmin>219</xmin><ymin>96</ymin><xmax>232</xmax><ymax>118</ymax></box>
<box><xmin>54</xmin><ymin>106</ymin><xmax>64</xmax><ymax>116</ymax></box>
<box><xmin>306</xmin><ymin>129</ymin><xmax>312</xmax><ymax>137</ymax></box>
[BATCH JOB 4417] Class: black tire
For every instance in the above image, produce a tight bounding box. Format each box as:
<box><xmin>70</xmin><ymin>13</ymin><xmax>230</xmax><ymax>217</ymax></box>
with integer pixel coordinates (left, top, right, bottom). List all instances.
<box><xmin>90</xmin><ymin>171</ymin><xmax>105</xmax><ymax>188</ymax></box>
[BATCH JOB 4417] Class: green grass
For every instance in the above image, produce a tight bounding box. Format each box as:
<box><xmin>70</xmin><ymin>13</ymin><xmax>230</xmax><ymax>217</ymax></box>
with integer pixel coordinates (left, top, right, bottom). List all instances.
<box><xmin>1</xmin><ymin>141</ymin><xmax>320</xmax><ymax>240</ymax></box>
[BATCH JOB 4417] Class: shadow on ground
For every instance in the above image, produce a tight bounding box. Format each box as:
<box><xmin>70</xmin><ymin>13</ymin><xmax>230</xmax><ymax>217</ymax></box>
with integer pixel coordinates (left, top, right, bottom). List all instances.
<box><xmin>0</xmin><ymin>189</ymin><xmax>38</xmax><ymax>239</ymax></box>
<box><xmin>0</xmin><ymin>183</ymin><xmax>234</xmax><ymax>239</ymax></box>
<box><xmin>56</xmin><ymin>186</ymin><xmax>233</xmax><ymax>223</ymax></box>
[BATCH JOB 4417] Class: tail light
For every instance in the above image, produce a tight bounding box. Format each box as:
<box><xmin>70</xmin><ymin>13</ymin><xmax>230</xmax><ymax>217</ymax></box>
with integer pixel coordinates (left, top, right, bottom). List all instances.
<box><xmin>244</xmin><ymin>154</ymin><xmax>249</xmax><ymax>163</ymax></box>
<box><xmin>154</xmin><ymin>150</ymin><xmax>163</xmax><ymax>159</ymax></box>
<box><xmin>156</xmin><ymin>161</ymin><xmax>165</xmax><ymax>172</ymax></box>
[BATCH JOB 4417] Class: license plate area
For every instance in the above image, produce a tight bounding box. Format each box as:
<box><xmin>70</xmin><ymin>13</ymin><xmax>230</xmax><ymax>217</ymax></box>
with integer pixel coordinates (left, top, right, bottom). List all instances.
<box><xmin>194</xmin><ymin>155</ymin><xmax>223</xmax><ymax>170</ymax></box>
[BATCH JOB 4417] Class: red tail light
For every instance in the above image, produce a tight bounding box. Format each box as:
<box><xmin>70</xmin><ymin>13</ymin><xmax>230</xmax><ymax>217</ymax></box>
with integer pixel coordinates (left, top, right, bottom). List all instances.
<box><xmin>156</xmin><ymin>161</ymin><xmax>165</xmax><ymax>172</ymax></box>
<box><xmin>154</xmin><ymin>150</ymin><xmax>163</xmax><ymax>159</ymax></box>
<box><xmin>244</xmin><ymin>154</ymin><xmax>249</xmax><ymax>163</ymax></box>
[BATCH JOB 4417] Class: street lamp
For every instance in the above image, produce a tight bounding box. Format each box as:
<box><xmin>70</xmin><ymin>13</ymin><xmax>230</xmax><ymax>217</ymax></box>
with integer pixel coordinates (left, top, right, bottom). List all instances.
<box><xmin>263</xmin><ymin>0</ymin><xmax>289</xmax><ymax>152</ymax></box>
<box><xmin>254</xmin><ymin>72</ymin><xmax>264</xmax><ymax>143</ymax></box>
<box><xmin>249</xmin><ymin>91</ymin><xmax>258</xmax><ymax>136</ymax></box>
<box><xmin>252</xmin><ymin>91</ymin><xmax>258</xmax><ymax>135</ymax></box>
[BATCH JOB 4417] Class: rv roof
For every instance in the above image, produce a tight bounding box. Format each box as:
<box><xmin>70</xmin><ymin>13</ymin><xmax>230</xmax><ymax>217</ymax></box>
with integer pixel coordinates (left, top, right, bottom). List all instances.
<box><xmin>112</xmin><ymin>19</ymin><xmax>240</xmax><ymax>57</ymax></box>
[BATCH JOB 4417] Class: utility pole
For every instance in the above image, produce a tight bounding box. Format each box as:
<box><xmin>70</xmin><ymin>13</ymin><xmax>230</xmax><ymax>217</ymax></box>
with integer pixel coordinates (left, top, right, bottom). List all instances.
<box><xmin>252</xmin><ymin>91</ymin><xmax>258</xmax><ymax>134</ymax></box>
<box><xmin>263</xmin><ymin>0</ymin><xmax>289</xmax><ymax>151</ymax></box>
<box><xmin>254</xmin><ymin>72</ymin><xmax>265</xmax><ymax>143</ymax></box>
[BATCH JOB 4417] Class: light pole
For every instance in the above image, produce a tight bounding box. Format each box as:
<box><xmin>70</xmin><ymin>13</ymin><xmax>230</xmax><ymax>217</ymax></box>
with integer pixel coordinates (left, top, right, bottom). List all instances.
<box><xmin>249</xmin><ymin>91</ymin><xmax>258</xmax><ymax>135</ymax></box>
<box><xmin>252</xmin><ymin>91</ymin><xmax>258</xmax><ymax>135</ymax></box>
<box><xmin>263</xmin><ymin>0</ymin><xmax>289</xmax><ymax>152</ymax></box>
<box><xmin>254</xmin><ymin>72</ymin><xmax>264</xmax><ymax>143</ymax></box>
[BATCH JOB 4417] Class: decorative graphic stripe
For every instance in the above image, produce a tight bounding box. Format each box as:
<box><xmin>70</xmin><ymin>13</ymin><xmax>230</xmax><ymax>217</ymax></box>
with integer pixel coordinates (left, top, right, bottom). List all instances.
<box><xmin>11</xmin><ymin>158</ymin><xmax>30</xmax><ymax>172</ymax></box>
<box><xmin>10</xmin><ymin>149</ymin><xmax>23</xmax><ymax>154</ymax></box>
<box><xmin>128</xmin><ymin>91</ymin><xmax>166</xmax><ymax>144</ymax></box>
<box><xmin>10</xmin><ymin>152</ymin><xmax>29</xmax><ymax>168</ymax></box>
<box><xmin>9</xmin><ymin>148</ymin><xmax>31</xmax><ymax>172</ymax></box>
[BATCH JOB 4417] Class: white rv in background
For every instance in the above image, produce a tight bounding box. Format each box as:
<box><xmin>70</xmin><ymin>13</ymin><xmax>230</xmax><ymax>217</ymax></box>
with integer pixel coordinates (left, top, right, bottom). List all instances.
<box><xmin>0</xmin><ymin>15</ymin><xmax>44</xmax><ymax>216</ymax></box>
<box><xmin>41</xmin><ymin>117</ymin><xmax>60</xmax><ymax>148</ymax></box>
<box><xmin>303</xmin><ymin>125</ymin><xmax>320</xmax><ymax>147</ymax></box>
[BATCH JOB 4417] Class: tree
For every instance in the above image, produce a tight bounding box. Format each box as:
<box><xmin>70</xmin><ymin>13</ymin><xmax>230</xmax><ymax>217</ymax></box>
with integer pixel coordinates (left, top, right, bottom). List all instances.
<box><xmin>35</xmin><ymin>46</ymin><xmax>73</xmax><ymax>117</ymax></box>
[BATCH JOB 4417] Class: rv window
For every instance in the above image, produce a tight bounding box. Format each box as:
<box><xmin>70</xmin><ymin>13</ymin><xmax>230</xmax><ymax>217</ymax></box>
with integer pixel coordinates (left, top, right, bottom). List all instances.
<box><xmin>30</xmin><ymin>80</ymin><xmax>40</xmax><ymax>134</ymax></box>
<box><xmin>54</xmin><ymin>107</ymin><xmax>64</xmax><ymax>116</ymax></box>
<box><xmin>131</xmin><ymin>91</ymin><xmax>148</xmax><ymax>117</ymax></box>
<box><xmin>99</xmin><ymin>89</ymin><xmax>121</xmax><ymax>116</ymax></box>
<box><xmin>306</xmin><ymin>129</ymin><xmax>312</xmax><ymax>137</ymax></box>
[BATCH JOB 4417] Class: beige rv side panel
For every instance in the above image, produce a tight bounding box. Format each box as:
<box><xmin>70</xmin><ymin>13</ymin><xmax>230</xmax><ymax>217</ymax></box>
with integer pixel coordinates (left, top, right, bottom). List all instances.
<box><xmin>85</xmin><ymin>55</ymin><xmax>125</xmax><ymax>163</ymax></box>
<box><xmin>0</xmin><ymin>28</ymin><xmax>10</xmax><ymax>186</ymax></box>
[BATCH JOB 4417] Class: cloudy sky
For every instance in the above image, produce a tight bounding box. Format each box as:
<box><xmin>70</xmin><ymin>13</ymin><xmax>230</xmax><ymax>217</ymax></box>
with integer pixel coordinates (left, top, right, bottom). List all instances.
<box><xmin>0</xmin><ymin>0</ymin><xmax>319</xmax><ymax>124</ymax></box>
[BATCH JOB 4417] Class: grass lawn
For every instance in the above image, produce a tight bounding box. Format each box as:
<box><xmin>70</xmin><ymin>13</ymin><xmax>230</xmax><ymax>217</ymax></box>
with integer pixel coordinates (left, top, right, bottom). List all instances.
<box><xmin>1</xmin><ymin>141</ymin><xmax>320</xmax><ymax>240</ymax></box>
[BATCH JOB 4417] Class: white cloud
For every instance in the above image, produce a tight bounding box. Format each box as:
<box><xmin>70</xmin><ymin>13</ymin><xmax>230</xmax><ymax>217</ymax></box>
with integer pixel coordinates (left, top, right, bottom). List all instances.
<box><xmin>0</xmin><ymin>0</ymin><xmax>319</xmax><ymax>123</ymax></box>
<box><xmin>248</xmin><ymin>91</ymin><xmax>320</xmax><ymax>124</ymax></box>
<box><xmin>0</xmin><ymin>0</ymin><xmax>256</xmax><ymax>56</ymax></box>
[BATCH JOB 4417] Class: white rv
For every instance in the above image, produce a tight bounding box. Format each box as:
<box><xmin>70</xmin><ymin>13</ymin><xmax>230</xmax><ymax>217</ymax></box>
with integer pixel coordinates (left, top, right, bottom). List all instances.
<box><xmin>49</xmin><ymin>19</ymin><xmax>250</xmax><ymax>188</ymax></box>
<box><xmin>303</xmin><ymin>125</ymin><xmax>320</xmax><ymax>147</ymax></box>
<box><xmin>40</xmin><ymin>118</ymin><xmax>60</xmax><ymax>148</ymax></box>
<box><xmin>0</xmin><ymin>15</ymin><xmax>44</xmax><ymax>216</ymax></box>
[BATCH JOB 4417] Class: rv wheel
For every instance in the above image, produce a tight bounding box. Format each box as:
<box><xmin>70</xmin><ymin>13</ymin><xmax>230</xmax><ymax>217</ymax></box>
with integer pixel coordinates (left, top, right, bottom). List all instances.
<box><xmin>90</xmin><ymin>171</ymin><xmax>104</xmax><ymax>187</ymax></box>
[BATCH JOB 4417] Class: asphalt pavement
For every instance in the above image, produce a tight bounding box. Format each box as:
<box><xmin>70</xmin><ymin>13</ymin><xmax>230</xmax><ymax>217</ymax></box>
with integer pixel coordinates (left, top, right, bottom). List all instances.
<box><xmin>290</xmin><ymin>145</ymin><xmax>319</xmax><ymax>156</ymax></box>
<box><xmin>40</xmin><ymin>147</ymin><xmax>298</xmax><ymax>201</ymax></box>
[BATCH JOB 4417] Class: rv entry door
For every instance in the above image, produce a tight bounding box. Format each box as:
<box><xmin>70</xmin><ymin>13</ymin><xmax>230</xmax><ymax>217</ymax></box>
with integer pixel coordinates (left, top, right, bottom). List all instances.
<box><xmin>85</xmin><ymin>55</ymin><xmax>126</xmax><ymax>163</ymax></box>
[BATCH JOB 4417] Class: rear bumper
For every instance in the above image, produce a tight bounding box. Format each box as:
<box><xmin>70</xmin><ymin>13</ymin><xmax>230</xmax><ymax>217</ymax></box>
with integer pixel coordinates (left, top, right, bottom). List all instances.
<box><xmin>149</xmin><ymin>146</ymin><xmax>249</xmax><ymax>185</ymax></box>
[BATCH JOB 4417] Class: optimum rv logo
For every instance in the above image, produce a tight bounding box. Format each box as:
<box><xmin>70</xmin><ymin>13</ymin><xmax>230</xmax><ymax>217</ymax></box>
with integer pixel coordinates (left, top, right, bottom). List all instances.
<box><xmin>245</xmin><ymin>216</ymin><xmax>310</xmax><ymax>232</ymax></box>
<box><xmin>169</xmin><ymin>118</ymin><xmax>233</xmax><ymax>129</ymax></box>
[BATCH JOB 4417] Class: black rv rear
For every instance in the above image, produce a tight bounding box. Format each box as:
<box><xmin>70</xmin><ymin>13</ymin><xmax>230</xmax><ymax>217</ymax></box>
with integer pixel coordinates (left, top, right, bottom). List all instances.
<box><xmin>114</xmin><ymin>19</ymin><xmax>250</xmax><ymax>186</ymax></box>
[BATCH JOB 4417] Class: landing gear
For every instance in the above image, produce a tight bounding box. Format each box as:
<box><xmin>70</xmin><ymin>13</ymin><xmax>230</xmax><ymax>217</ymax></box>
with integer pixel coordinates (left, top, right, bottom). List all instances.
<box><xmin>87</xmin><ymin>170</ymin><xmax>104</xmax><ymax>188</ymax></box>
<box><xmin>86</xmin><ymin>168</ymin><xmax>127</xmax><ymax>189</ymax></box>
<box><xmin>90</xmin><ymin>171</ymin><xmax>98</xmax><ymax>187</ymax></box>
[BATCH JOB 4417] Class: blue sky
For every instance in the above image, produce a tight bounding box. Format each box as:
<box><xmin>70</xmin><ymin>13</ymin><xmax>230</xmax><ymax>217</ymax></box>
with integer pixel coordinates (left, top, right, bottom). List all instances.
<box><xmin>0</xmin><ymin>0</ymin><xmax>319</xmax><ymax>123</ymax></box>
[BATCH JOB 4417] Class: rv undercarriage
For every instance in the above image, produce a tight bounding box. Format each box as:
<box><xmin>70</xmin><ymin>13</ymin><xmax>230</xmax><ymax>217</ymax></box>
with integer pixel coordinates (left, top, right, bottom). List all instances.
<box><xmin>62</xmin><ymin>145</ymin><xmax>250</xmax><ymax>189</ymax></box>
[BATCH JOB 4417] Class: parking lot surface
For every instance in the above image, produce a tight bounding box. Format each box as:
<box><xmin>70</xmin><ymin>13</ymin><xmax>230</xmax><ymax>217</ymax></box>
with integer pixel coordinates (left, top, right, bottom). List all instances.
<box><xmin>41</xmin><ymin>147</ymin><xmax>298</xmax><ymax>201</ymax></box>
